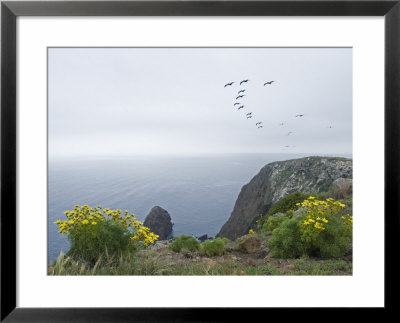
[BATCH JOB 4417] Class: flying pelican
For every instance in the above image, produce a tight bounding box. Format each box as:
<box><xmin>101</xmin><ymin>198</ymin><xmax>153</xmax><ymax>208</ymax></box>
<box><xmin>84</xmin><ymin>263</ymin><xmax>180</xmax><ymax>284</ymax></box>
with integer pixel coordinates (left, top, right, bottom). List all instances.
<box><xmin>234</xmin><ymin>103</ymin><xmax>240</xmax><ymax>106</ymax></box>
<box><xmin>286</xmin><ymin>131</ymin><xmax>292</xmax><ymax>136</ymax></box>
<box><xmin>236</xmin><ymin>95</ymin><xmax>245</xmax><ymax>100</ymax></box>
<box><xmin>264</xmin><ymin>81</ymin><xmax>275</xmax><ymax>85</ymax></box>
<box><xmin>238</xmin><ymin>106</ymin><xmax>244</xmax><ymax>110</ymax></box>
<box><xmin>224</xmin><ymin>82</ymin><xmax>234</xmax><ymax>87</ymax></box>
<box><xmin>238</xmin><ymin>90</ymin><xmax>246</xmax><ymax>94</ymax></box>
<box><xmin>240</xmin><ymin>79</ymin><xmax>249</xmax><ymax>85</ymax></box>
<box><xmin>256</xmin><ymin>122</ymin><xmax>262</xmax><ymax>126</ymax></box>
<box><xmin>295</xmin><ymin>114</ymin><xmax>304</xmax><ymax>117</ymax></box>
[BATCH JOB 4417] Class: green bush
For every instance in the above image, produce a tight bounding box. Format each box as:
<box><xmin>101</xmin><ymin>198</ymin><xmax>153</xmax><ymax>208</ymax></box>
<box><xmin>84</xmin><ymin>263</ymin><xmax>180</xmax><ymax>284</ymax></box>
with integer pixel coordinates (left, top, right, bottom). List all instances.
<box><xmin>169</xmin><ymin>235</ymin><xmax>200</xmax><ymax>252</ymax></box>
<box><xmin>54</xmin><ymin>205</ymin><xmax>159</xmax><ymax>266</ymax></box>
<box><xmin>267</xmin><ymin>216</ymin><xmax>306</xmax><ymax>258</ymax></box>
<box><xmin>257</xmin><ymin>192</ymin><xmax>309</xmax><ymax>227</ymax></box>
<box><xmin>200</xmin><ymin>238</ymin><xmax>226</xmax><ymax>257</ymax></box>
<box><xmin>306</xmin><ymin>216</ymin><xmax>351</xmax><ymax>258</ymax></box>
<box><xmin>261</xmin><ymin>215</ymin><xmax>290</xmax><ymax>234</ymax></box>
<box><xmin>67</xmin><ymin>220</ymin><xmax>135</xmax><ymax>265</ymax></box>
<box><xmin>267</xmin><ymin>196</ymin><xmax>352</xmax><ymax>259</ymax></box>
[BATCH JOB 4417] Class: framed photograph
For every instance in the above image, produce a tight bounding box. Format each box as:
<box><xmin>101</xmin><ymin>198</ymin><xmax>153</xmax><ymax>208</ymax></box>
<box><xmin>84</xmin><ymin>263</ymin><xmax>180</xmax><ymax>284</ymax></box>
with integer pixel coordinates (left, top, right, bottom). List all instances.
<box><xmin>1</xmin><ymin>0</ymin><xmax>398</xmax><ymax>320</ymax></box>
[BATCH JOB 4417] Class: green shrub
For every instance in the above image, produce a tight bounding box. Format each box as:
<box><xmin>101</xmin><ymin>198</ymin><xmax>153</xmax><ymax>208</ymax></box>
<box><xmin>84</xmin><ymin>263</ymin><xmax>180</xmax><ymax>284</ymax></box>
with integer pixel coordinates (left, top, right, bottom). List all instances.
<box><xmin>200</xmin><ymin>238</ymin><xmax>226</xmax><ymax>257</ymax></box>
<box><xmin>257</xmin><ymin>192</ymin><xmax>309</xmax><ymax>227</ymax></box>
<box><xmin>67</xmin><ymin>220</ymin><xmax>135</xmax><ymax>265</ymax></box>
<box><xmin>268</xmin><ymin>216</ymin><xmax>306</xmax><ymax>258</ymax></box>
<box><xmin>268</xmin><ymin>196</ymin><xmax>352</xmax><ymax>259</ymax></box>
<box><xmin>54</xmin><ymin>205</ymin><xmax>159</xmax><ymax>266</ymax></box>
<box><xmin>169</xmin><ymin>235</ymin><xmax>200</xmax><ymax>252</ymax></box>
<box><xmin>261</xmin><ymin>215</ymin><xmax>290</xmax><ymax>234</ymax></box>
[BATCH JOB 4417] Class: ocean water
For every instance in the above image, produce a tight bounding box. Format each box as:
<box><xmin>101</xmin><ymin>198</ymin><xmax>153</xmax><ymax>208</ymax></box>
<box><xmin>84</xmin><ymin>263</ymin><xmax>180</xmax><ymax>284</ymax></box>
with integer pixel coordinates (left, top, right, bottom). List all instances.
<box><xmin>47</xmin><ymin>153</ymin><xmax>348</xmax><ymax>263</ymax></box>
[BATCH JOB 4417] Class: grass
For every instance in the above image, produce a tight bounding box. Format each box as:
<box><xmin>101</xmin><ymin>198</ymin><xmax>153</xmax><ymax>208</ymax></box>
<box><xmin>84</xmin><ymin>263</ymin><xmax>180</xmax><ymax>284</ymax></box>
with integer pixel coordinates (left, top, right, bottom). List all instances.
<box><xmin>290</xmin><ymin>258</ymin><xmax>352</xmax><ymax>275</ymax></box>
<box><xmin>49</xmin><ymin>249</ymin><xmax>352</xmax><ymax>276</ymax></box>
<box><xmin>244</xmin><ymin>264</ymin><xmax>286</xmax><ymax>275</ymax></box>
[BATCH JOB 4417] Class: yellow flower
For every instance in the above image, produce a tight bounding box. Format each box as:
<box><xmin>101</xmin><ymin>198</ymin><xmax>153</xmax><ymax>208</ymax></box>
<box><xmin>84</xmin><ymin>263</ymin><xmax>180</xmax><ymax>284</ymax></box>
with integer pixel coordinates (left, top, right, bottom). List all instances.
<box><xmin>91</xmin><ymin>221</ymin><xmax>97</xmax><ymax>225</ymax></box>
<box><xmin>308</xmin><ymin>196</ymin><xmax>315</xmax><ymax>200</ymax></box>
<box><xmin>249</xmin><ymin>229</ymin><xmax>255</xmax><ymax>234</ymax></box>
<box><xmin>69</xmin><ymin>220</ymin><xmax>75</xmax><ymax>225</ymax></box>
<box><xmin>81</xmin><ymin>220</ymin><xmax>89</xmax><ymax>225</ymax></box>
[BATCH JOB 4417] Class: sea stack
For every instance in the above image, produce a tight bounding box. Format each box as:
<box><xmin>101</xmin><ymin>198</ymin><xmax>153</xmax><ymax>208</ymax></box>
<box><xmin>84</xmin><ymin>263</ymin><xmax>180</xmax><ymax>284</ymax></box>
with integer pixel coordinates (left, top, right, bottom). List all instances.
<box><xmin>143</xmin><ymin>206</ymin><xmax>173</xmax><ymax>240</ymax></box>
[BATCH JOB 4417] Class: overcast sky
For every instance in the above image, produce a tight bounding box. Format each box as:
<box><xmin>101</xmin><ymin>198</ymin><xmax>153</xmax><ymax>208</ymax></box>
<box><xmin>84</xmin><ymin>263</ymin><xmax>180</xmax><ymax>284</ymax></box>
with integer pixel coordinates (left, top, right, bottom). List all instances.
<box><xmin>48</xmin><ymin>47</ymin><xmax>352</xmax><ymax>158</ymax></box>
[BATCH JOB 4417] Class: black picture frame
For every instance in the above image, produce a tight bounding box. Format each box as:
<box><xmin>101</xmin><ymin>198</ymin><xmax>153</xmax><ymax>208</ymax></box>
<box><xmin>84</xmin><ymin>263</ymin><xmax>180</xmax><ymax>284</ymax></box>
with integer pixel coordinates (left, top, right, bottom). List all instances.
<box><xmin>1</xmin><ymin>0</ymin><xmax>399</xmax><ymax>321</ymax></box>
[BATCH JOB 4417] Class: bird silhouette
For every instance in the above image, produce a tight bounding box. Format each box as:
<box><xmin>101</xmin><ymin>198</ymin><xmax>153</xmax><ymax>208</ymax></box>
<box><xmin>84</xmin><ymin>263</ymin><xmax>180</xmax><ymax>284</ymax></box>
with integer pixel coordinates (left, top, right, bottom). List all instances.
<box><xmin>258</xmin><ymin>126</ymin><xmax>263</xmax><ymax>128</ymax></box>
<box><xmin>286</xmin><ymin>132</ymin><xmax>292</xmax><ymax>136</ymax></box>
<box><xmin>295</xmin><ymin>114</ymin><xmax>304</xmax><ymax>117</ymax></box>
<box><xmin>238</xmin><ymin>90</ymin><xmax>246</xmax><ymax>94</ymax></box>
<box><xmin>279</xmin><ymin>123</ymin><xmax>285</xmax><ymax>126</ymax></box>
<box><xmin>328</xmin><ymin>126</ymin><xmax>333</xmax><ymax>128</ymax></box>
<box><xmin>264</xmin><ymin>81</ymin><xmax>275</xmax><ymax>85</ymax></box>
<box><xmin>247</xmin><ymin>116</ymin><xmax>253</xmax><ymax>119</ymax></box>
<box><xmin>246</xmin><ymin>112</ymin><xmax>252</xmax><ymax>116</ymax></box>
<box><xmin>234</xmin><ymin>103</ymin><xmax>240</xmax><ymax>106</ymax></box>
<box><xmin>240</xmin><ymin>80</ymin><xmax>249</xmax><ymax>85</ymax></box>
<box><xmin>236</xmin><ymin>95</ymin><xmax>245</xmax><ymax>100</ymax></box>
<box><xmin>256</xmin><ymin>122</ymin><xmax>262</xmax><ymax>126</ymax></box>
<box><xmin>238</xmin><ymin>106</ymin><xmax>244</xmax><ymax>110</ymax></box>
<box><xmin>224</xmin><ymin>82</ymin><xmax>234</xmax><ymax>87</ymax></box>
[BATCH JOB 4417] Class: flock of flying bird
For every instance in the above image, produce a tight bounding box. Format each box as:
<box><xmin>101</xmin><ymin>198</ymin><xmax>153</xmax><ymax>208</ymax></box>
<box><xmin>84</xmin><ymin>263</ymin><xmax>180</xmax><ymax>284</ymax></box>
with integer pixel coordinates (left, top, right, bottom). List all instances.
<box><xmin>224</xmin><ymin>79</ymin><xmax>277</xmax><ymax>129</ymax></box>
<box><xmin>223</xmin><ymin>79</ymin><xmax>333</xmax><ymax>149</ymax></box>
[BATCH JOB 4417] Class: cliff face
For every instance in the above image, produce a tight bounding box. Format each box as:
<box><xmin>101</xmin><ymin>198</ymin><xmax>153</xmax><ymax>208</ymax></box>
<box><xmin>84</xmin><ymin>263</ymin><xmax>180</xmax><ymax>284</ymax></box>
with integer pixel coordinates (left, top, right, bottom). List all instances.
<box><xmin>217</xmin><ymin>156</ymin><xmax>352</xmax><ymax>240</ymax></box>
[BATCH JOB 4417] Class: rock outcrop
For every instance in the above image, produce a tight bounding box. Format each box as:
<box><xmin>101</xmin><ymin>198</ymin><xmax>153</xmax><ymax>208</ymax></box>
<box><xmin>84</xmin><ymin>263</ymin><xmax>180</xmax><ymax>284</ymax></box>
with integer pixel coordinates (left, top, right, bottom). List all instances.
<box><xmin>217</xmin><ymin>156</ymin><xmax>352</xmax><ymax>240</ymax></box>
<box><xmin>331</xmin><ymin>177</ymin><xmax>352</xmax><ymax>199</ymax></box>
<box><xmin>196</xmin><ymin>234</ymin><xmax>208</xmax><ymax>242</ymax></box>
<box><xmin>143</xmin><ymin>206</ymin><xmax>173</xmax><ymax>240</ymax></box>
<box><xmin>239</xmin><ymin>236</ymin><xmax>261</xmax><ymax>254</ymax></box>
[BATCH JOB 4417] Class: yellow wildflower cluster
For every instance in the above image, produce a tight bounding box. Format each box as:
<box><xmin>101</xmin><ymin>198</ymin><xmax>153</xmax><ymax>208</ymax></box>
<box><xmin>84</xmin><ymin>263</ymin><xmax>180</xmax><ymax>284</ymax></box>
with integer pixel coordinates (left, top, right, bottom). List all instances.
<box><xmin>248</xmin><ymin>229</ymin><xmax>255</xmax><ymax>235</ymax></box>
<box><xmin>298</xmin><ymin>196</ymin><xmax>346</xmax><ymax>241</ymax></box>
<box><xmin>341</xmin><ymin>213</ymin><xmax>353</xmax><ymax>224</ymax></box>
<box><xmin>131</xmin><ymin>225</ymin><xmax>159</xmax><ymax>246</ymax></box>
<box><xmin>341</xmin><ymin>213</ymin><xmax>353</xmax><ymax>234</ymax></box>
<box><xmin>54</xmin><ymin>204</ymin><xmax>159</xmax><ymax>247</ymax></box>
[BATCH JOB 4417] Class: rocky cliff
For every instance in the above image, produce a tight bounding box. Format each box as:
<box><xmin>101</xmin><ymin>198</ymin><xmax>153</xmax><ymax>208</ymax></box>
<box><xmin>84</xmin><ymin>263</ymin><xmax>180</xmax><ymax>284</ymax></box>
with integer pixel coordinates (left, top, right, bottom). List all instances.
<box><xmin>217</xmin><ymin>156</ymin><xmax>352</xmax><ymax>240</ymax></box>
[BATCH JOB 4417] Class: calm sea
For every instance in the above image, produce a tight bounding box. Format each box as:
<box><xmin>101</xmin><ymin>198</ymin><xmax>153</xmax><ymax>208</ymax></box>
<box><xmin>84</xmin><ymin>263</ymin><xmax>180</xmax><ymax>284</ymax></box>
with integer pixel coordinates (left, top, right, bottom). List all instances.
<box><xmin>47</xmin><ymin>153</ymin><xmax>350</xmax><ymax>263</ymax></box>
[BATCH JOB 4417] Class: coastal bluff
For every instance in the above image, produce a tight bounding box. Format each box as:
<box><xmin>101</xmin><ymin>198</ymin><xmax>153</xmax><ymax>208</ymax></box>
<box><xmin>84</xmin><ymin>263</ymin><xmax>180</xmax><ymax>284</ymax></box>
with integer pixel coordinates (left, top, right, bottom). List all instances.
<box><xmin>217</xmin><ymin>156</ymin><xmax>352</xmax><ymax>240</ymax></box>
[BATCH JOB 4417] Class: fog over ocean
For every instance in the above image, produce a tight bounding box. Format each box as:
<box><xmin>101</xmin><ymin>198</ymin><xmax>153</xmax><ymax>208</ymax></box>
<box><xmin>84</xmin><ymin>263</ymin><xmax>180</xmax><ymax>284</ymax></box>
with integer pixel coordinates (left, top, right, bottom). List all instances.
<box><xmin>48</xmin><ymin>153</ymin><xmax>351</xmax><ymax>263</ymax></box>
